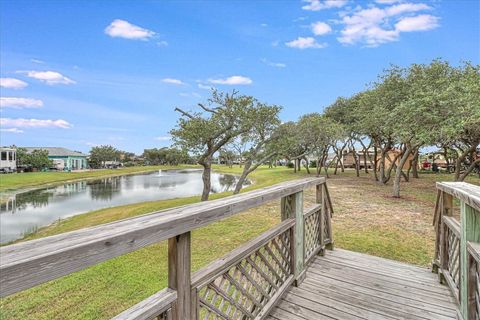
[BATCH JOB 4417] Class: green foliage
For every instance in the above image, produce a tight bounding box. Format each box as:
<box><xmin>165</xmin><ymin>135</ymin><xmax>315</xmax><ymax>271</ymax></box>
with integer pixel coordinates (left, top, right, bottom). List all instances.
<box><xmin>15</xmin><ymin>148</ymin><xmax>53</xmax><ymax>170</ymax></box>
<box><xmin>89</xmin><ymin>145</ymin><xmax>121</xmax><ymax>168</ymax></box>
<box><xmin>142</xmin><ymin>147</ymin><xmax>191</xmax><ymax>165</ymax></box>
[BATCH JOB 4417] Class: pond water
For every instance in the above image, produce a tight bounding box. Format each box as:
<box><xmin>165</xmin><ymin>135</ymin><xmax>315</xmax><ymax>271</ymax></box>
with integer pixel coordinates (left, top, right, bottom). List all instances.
<box><xmin>0</xmin><ymin>169</ymin><xmax>250</xmax><ymax>244</ymax></box>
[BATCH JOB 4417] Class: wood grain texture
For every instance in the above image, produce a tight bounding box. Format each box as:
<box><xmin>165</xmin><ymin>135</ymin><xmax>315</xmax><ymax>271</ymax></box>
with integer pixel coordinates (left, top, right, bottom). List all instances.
<box><xmin>437</xmin><ymin>182</ymin><xmax>480</xmax><ymax>212</ymax></box>
<box><xmin>0</xmin><ymin>177</ymin><xmax>324</xmax><ymax>297</ymax></box>
<box><xmin>111</xmin><ymin>288</ymin><xmax>176</xmax><ymax>320</ymax></box>
<box><xmin>268</xmin><ymin>249</ymin><xmax>458</xmax><ymax>320</ymax></box>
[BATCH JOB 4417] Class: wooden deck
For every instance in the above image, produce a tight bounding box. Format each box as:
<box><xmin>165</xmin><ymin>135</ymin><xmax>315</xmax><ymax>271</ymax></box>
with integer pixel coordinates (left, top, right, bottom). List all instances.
<box><xmin>268</xmin><ymin>249</ymin><xmax>458</xmax><ymax>320</ymax></box>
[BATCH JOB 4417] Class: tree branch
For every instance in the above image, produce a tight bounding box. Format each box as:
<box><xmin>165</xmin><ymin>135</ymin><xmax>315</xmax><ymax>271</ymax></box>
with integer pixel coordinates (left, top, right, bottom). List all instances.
<box><xmin>174</xmin><ymin>107</ymin><xmax>195</xmax><ymax>119</ymax></box>
<box><xmin>198</xmin><ymin>103</ymin><xmax>218</xmax><ymax>114</ymax></box>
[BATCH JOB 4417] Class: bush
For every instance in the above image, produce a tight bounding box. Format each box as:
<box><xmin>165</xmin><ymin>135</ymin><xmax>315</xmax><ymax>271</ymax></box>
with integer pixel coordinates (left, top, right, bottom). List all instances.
<box><xmin>287</xmin><ymin>162</ymin><xmax>294</xmax><ymax>168</ymax></box>
<box><xmin>309</xmin><ymin>160</ymin><xmax>317</xmax><ymax>168</ymax></box>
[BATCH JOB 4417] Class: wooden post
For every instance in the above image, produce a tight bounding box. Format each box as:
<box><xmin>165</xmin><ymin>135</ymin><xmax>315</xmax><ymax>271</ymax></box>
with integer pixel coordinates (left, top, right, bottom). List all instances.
<box><xmin>467</xmin><ymin>253</ymin><xmax>477</xmax><ymax>320</ymax></box>
<box><xmin>439</xmin><ymin>192</ymin><xmax>453</xmax><ymax>283</ymax></box>
<box><xmin>432</xmin><ymin>190</ymin><xmax>442</xmax><ymax>274</ymax></box>
<box><xmin>317</xmin><ymin>184</ymin><xmax>325</xmax><ymax>255</ymax></box>
<box><xmin>322</xmin><ymin>184</ymin><xmax>334</xmax><ymax>250</ymax></box>
<box><xmin>460</xmin><ymin>203</ymin><xmax>480</xmax><ymax>319</ymax></box>
<box><xmin>168</xmin><ymin>232</ymin><xmax>192</xmax><ymax>320</ymax></box>
<box><xmin>281</xmin><ymin>191</ymin><xmax>304</xmax><ymax>286</ymax></box>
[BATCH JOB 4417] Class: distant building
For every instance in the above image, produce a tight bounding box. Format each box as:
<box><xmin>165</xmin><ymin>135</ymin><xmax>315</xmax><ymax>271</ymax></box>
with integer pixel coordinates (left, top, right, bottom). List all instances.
<box><xmin>0</xmin><ymin>147</ymin><xmax>17</xmax><ymax>173</ymax></box>
<box><xmin>24</xmin><ymin>147</ymin><xmax>88</xmax><ymax>170</ymax></box>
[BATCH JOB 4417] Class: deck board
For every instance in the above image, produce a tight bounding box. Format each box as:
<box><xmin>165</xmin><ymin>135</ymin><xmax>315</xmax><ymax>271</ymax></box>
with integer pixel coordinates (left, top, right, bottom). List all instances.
<box><xmin>269</xmin><ymin>249</ymin><xmax>458</xmax><ymax>320</ymax></box>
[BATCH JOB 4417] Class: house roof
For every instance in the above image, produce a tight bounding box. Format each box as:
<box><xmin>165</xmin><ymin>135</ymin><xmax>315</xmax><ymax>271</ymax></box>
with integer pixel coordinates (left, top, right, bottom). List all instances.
<box><xmin>23</xmin><ymin>147</ymin><xmax>88</xmax><ymax>157</ymax></box>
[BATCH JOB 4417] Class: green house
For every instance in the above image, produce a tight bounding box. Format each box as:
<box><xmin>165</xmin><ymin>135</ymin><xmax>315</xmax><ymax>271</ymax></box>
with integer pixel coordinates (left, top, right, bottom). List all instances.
<box><xmin>25</xmin><ymin>147</ymin><xmax>88</xmax><ymax>170</ymax></box>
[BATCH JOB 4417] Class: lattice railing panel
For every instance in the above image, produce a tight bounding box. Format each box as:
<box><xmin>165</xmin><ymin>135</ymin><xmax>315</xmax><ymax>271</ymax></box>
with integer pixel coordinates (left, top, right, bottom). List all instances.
<box><xmin>447</xmin><ymin>229</ymin><xmax>461</xmax><ymax>290</ymax></box>
<box><xmin>304</xmin><ymin>209</ymin><xmax>321</xmax><ymax>259</ymax></box>
<box><xmin>197</xmin><ymin>228</ymin><xmax>292</xmax><ymax>320</ymax></box>
<box><xmin>156</xmin><ymin>308</ymin><xmax>173</xmax><ymax>320</ymax></box>
<box><xmin>323</xmin><ymin>209</ymin><xmax>331</xmax><ymax>244</ymax></box>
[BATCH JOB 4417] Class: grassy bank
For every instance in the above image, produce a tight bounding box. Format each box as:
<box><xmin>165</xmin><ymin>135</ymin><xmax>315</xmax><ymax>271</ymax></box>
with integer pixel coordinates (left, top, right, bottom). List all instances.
<box><xmin>0</xmin><ymin>165</ymin><xmax>193</xmax><ymax>192</ymax></box>
<box><xmin>1</xmin><ymin>166</ymin><xmax>478</xmax><ymax>319</ymax></box>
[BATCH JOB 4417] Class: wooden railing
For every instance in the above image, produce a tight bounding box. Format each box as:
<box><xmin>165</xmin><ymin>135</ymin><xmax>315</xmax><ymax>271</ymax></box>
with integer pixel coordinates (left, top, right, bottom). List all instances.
<box><xmin>0</xmin><ymin>177</ymin><xmax>333</xmax><ymax>320</ymax></box>
<box><xmin>433</xmin><ymin>182</ymin><xmax>480</xmax><ymax>320</ymax></box>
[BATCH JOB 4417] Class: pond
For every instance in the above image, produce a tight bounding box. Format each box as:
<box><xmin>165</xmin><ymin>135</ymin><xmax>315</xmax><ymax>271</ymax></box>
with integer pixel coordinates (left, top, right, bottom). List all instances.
<box><xmin>0</xmin><ymin>169</ymin><xmax>250</xmax><ymax>244</ymax></box>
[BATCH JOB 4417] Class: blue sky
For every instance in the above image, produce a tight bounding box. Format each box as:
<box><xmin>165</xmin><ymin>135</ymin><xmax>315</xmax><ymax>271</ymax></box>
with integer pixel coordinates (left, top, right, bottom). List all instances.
<box><xmin>0</xmin><ymin>0</ymin><xmax>479</xmax><ymax>154</ymax></box>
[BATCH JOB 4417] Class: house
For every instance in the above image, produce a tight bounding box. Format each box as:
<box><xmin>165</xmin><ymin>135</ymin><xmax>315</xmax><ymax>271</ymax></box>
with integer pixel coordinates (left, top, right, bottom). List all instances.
<box><xmin>341</xmin><ymin>148</ymin><xmax>414</xmax><ymax>170</ymax></box>
<box><xmin>24</xmin><ymin>147</ymin><xmax>88</xmax><ymax>170</ymax></box>
<box><xmin>0</xmin><ymin>147</ymin><xmax>17</xmax><ymax>173</ymax></box>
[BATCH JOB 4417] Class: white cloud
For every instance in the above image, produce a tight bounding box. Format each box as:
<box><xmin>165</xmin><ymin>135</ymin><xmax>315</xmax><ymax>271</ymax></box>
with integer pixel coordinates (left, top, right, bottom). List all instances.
<box><xmin>312</xmin><ymin>21</ymin><xmax>333</xmax><ymax>35</ymax></box>
<box><xmin>162</xmin><ymin>78</ymin><xmax>185</xmax><ymax>85</ymax></box>
<box><xmin>105</xmin><ymin>19</ymin><xmax>155</xmax><ymax>40</ymax></box>
<box><xmin>155</xmin><ymin>135</ymin><xmax>171</xmax><ymax>141</ymax></box>
<box><xmin>0</xmin><ymin>118</ymin><xmax>72</xmax><ymax>129</ymax></box>
<box><xmin>208</xmin><ymin>76</ymin><xmax>252</xmax><ymax>85</ymax></box>
<box><xmin>157</xmin><ymin>40</ymin><xmax>168</xmax><ymax>47</ymax></box>
<box><xmin>198</xmin><ymin>83</ymin><xmax>213</xmax><ymax>90</ymax></box>
<box><xmin>302</xmin><ymin>0</ymin><xmax>348</xmax><ymax>11</ymax></box>
<box><xmin>0</xmin><ymin>128</ymin><xmax>24</xmax><ymax>134</ymax></box>
<box><xmin>261</xmin><ymin>58</ymin><xmax>286</xmax><ymax>68</ymax></box>
<box><xmin>285</xmin><ymin>37</ymin><xmax>327</xmax><ymax>49</ymax></box>
<box><xmin>337</xmin><ymin>2</ymin><xmax>437</xmax><ymax>46</ymax></box>
<box><xmin>0</xmin><ymin>97</ymin><xmax>43</xmax><ymax>109</ymax></box>
<box><xmin>23</xmin><ymin>70</ymin><xmax>76</xmax><ymax>85</ymax></box>
<box><xmin>376</xmin><ymin>0</ymin><xmax>402</xmax><ymax>4</ymax></box>
<box><xmin>395</xmin><ymin>14</ymin><xmax>439</xmax><ymax>32</ymax></box>
<box><xmin>30</xmin><ymin>58</ymin><xmax>45</xmax><ymax>64</ymax></box>
<box><xmin>261</xmin><ymin>23</ymin><xmax>268</xmax><ymax>27</ymax></box>
<box><xmin>0</xmin><ymin>78</ymin><xmax>28</xmax><ymax>89</ymax></box>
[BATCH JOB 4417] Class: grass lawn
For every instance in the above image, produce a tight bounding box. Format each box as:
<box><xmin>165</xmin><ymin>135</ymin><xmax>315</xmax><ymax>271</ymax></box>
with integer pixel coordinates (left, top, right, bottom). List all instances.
<box><xmin>0</xmin><ymin>166</ymin><xmax>478</xmax><ymax>319</ymax></box>
<box><xmin>0</xmin><ymin>165</ymin><xmax>194</xmax><ymax>192</ymax></box>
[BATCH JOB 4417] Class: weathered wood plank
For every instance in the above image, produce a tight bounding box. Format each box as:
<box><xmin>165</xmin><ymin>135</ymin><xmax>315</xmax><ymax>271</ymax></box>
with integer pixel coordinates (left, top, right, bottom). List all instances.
<box><xmin>281</xmin><ymin>191</ymin><xmax>304</xmax><ymax>285</ymax></box>
<box><xmin>168</xmin><ymin>232</ymin><xmax>191</xmax><ymax>320</ymax></box>
<box><xmin>304</xmin><ymin>272</ymin><xmax>456</xmax><ymax>316</ymax></box>
<box><xmin>269</xmin><ymin>249</ymin><xmax>458</xmax><ymax>320</ymax></box>
<box><xmin>0</xmin><ymin>177</ymin><xmax>324</xmax><ymax>297</ymax></box>
<box><xmin>443</xmin><ymin>216</ymin><xmax>461</xmax><ymax>238</ymax></box>
<box><xmin>467</xmin><ymin>241</ymin><xmax>480</xmax><ymax>263</ymax></box>
<box><xmin>437</xmin><ymin>182</ymin><xmax>480</xmax><ymax>213</ymax></box>
<box><xmin>111</xmin><ymin>288</ymin><xmax>176</xmax><ymax>320</ymax></box>
<box><xmin>313</xmin><ymin>259</ymin><xmax>452</xmax><ymax>295</ymax></box>
<box><xmin>460</xmin><ymin>203</ymin><xmax>480</xmax><ymax>319</ymax></box>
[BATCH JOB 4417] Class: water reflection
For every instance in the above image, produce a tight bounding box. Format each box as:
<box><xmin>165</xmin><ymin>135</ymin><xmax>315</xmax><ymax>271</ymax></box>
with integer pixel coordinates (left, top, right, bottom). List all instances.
<box><xmin>0</xmin><ymin>169</ymin><xmax>250</xmax><ymax>243</ymax></box>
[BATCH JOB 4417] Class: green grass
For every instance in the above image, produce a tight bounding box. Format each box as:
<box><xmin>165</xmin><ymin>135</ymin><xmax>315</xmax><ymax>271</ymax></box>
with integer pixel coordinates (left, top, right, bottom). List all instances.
<box><xmin>0</xmin><ymin>165</ymin><xmax>193</xmax><ymax>192</ymax></box>
<box><xmin>0</xmin><ymin>166</ymin><xmax>478</xmax><ymax>319</ymax></box>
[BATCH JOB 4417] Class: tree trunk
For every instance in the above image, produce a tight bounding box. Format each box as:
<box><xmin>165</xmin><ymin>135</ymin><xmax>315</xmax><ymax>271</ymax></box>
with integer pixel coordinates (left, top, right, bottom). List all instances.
<box><xmin>352</xmin><ymin>146</ymin><xmax>360</xmax><ymax>177</ymax></box>
<box><xmin>233</xmin><ymin>161</ymin><xmax>252</xmax><ymax>194</ymax></box>
<box><xmin>303</xmin><ymin>157</ymin><xmax>310</xmax><ymax>174</ymax></box>
<box><xmin>392</xmin><ymin>146</ymin><xmax>412</xmax><ymax>198</ymax></box>
<box><xmin>316</xmin><ymin>157</ymin><xmax>321</xmax><ymax>176</ymax></box>
<box><xmin>412</xmin><ymin>148</ymin><xmax>419</xmax><ymax>179</ymax></box>
<box><xmin>324</xmin><ymin>155</ymin><xmax>330</xmax><ymax>178</ymax></box>
<box><xmin>458</xmin><ymin>159</ymin><xmax>480</xmax><ymax>181</ymax></box>
<box><xmin>201</xmin><ymin>161</ymin><xmax>212</xmax><ymax>201</ymax></box>
<box><xmin>373</xmin><ymin>146</ymin><xmax>379</xmax><ymax>181</ymax></box>
<box><xmin>454</xmin><ymin>145</ymin><xmax>478</xmax><ymax>181</ymax></box>
<box><xmin>443</xmin><ymin>147</ymin><xmax>450</xmax><ymax>172</ymax></box>
<box><xmin>379</xmin><ymin>148</ymin><xmax>387</xmax><ymax>184</ymax></box>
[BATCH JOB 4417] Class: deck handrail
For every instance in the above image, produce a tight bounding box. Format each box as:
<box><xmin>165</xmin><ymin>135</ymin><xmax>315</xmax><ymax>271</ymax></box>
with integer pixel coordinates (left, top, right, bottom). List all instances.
<box><xmin>0</xmin><ymin>177</ymin><xmax>333</xmax><ymax>320</ymax></box>
<box><xmin>433</xmin><ymin>181</ymin><xmax>480</xmax><ymax>320</ymax></box>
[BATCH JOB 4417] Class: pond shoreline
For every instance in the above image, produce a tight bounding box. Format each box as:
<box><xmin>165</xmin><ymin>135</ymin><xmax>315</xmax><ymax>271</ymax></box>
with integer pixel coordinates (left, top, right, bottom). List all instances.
<box><xmin>0</xmin><ymin>166</ymin><xmax>200</xmax><ymax>198</ymax></box>
<box><xmin>1</xmin><ymin>168</ymin><xmax>250</xmax><ymax>244</ymax></box>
